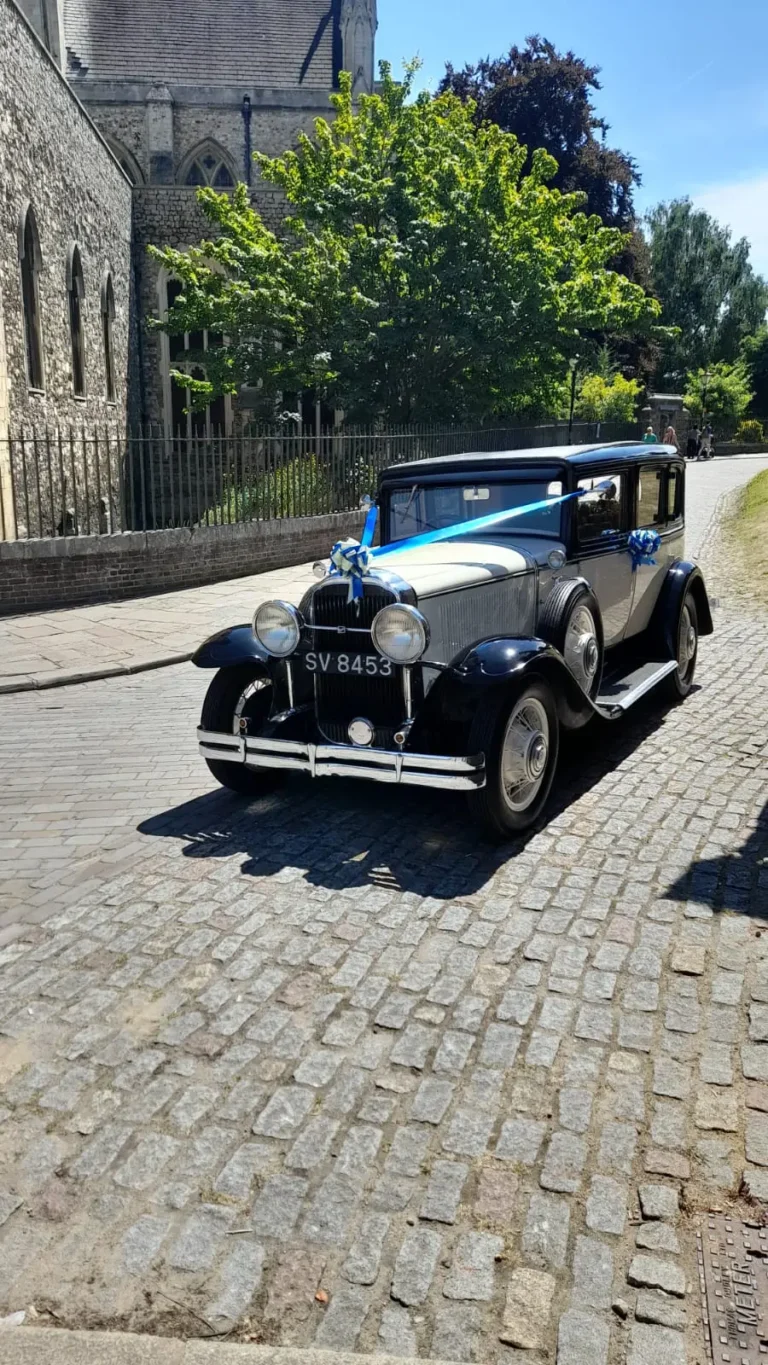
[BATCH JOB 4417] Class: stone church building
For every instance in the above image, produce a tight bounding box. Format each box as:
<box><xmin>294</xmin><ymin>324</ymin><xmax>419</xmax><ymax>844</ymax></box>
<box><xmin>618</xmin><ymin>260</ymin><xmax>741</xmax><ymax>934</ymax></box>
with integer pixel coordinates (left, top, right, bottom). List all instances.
<box><xmin>0</xmin><ymin>0</ymin><xmax>377</xmax><ymax>474</ymax></box>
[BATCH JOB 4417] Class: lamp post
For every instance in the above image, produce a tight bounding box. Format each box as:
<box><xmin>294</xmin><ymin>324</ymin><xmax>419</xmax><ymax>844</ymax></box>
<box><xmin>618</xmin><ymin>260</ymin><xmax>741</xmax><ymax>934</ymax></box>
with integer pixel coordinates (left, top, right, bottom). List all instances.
<box><xmin>567</xmin><ymin>357</ymin><xmax>579</xmax><ymax>444</ymax></box>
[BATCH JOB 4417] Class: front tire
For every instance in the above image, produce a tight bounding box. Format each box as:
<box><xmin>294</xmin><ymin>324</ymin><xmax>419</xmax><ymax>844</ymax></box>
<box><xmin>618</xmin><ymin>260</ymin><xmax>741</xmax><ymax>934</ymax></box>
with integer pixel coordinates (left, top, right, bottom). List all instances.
<box><xmin>200</xmin><ymin>665</ymin><xmax>279</xmax><ymax>796</ymax></box>
<box><xmin>662</xmin><ymin>594</ymin><xmax>698</xmax><ymax>701</ymax></box>
<box><xmin>467</xmin><ymin>678</ymin><xmax>560</xmax><ymax>837</ymax></box>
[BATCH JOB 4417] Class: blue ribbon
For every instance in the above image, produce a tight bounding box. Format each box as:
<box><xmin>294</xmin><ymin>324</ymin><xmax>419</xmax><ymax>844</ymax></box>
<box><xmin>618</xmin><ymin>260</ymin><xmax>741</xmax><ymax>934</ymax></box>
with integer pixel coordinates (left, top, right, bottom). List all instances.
<box><xmin>627</xmin><ymin>528</ymin><xmax>661</xmax><ymax>569</ymax></box>
<box><xmin>328</xmin><ymin>481</ymin><xmax>615</xmax><ymax>601</ymax></box>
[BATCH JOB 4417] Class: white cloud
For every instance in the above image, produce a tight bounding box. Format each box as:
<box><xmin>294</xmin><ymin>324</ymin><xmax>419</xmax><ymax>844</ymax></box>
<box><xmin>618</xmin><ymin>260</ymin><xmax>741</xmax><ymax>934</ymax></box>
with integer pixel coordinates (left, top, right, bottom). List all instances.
<box><xmin>693</xmin><ymin>174</ymin><xmax>768</xmax><ymax>279</ymax></box>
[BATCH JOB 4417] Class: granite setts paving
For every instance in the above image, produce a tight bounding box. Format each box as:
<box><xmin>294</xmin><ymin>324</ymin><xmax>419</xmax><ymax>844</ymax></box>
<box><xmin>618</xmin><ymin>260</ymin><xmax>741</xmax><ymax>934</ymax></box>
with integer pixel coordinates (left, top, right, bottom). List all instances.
<box><xmin>0</xmin><ymin>468</ymin><xmax>767</xmax><ymax>1362</ymax></box>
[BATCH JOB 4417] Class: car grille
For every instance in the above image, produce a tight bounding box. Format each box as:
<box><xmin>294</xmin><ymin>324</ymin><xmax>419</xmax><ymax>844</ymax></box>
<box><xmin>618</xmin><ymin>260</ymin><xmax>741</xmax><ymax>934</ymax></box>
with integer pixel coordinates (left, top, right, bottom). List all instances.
<box><xmin>302</xmin><ymin>580</ymin><xmax>403</xmax><ymax>747</ymax></box>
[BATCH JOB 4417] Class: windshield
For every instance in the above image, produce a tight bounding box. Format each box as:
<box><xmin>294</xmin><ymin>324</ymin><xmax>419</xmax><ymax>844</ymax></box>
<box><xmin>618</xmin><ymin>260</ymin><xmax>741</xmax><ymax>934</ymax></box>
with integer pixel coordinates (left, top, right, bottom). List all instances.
<box><xmin>386</xmin><ymin>479</ymin><xmax>564</xmax><ymax>544</ymax></box>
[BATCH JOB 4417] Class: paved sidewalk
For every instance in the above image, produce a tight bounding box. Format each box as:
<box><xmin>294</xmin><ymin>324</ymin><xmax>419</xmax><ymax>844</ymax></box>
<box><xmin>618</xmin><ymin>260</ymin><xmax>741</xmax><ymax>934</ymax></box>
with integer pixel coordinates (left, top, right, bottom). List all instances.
<box><xmin>0</xmin><ymin>563</ymin><xmax>315</xmax><ymax>694</ymax></box>
<box><xmin>2</xmin><ymin>454</ymin><xmax>767</xmax><ymax>695</ymax></box>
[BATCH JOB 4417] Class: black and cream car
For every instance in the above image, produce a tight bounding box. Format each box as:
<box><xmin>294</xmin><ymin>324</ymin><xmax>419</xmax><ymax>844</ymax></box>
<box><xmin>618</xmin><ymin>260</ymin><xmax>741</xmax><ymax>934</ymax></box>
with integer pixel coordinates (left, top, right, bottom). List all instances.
<box><xmin>194</xmin><ymin>443</ymin><xmax>712</xmax><ymax>836</ymax></box>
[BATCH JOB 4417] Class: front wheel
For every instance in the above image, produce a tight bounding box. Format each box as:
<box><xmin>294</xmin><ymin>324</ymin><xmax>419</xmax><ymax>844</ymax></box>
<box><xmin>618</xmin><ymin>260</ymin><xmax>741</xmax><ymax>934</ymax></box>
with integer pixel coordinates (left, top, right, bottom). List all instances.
<box><xmin>466</xmin><ymin>678</ymin><xmax>560</xmax><ymax>837</ymax></box>
<box><xmin>200</xmin><ymin>665</ymin><xmax>280</xmax><ymax>796</ymax></box>
<box><xmin>662</xmin><ymin>595</ymin><xmax>698</xmax><ymax>701</ymax></box>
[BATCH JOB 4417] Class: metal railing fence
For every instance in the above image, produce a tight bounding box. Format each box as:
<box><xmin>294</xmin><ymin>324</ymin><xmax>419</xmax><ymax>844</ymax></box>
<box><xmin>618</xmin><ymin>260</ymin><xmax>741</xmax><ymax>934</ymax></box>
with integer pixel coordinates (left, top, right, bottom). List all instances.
<box><xmin>0</xmin><ymin>420</ymin><xmax>637</xmax><ymax>541</ymax></box>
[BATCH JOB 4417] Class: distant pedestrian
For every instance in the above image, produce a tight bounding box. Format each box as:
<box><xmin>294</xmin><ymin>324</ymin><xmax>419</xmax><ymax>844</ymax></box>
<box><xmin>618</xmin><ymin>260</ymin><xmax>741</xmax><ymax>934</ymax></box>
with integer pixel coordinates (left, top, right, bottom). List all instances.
<box><xmin>703</xmin><ymin>422</ymin><xmax>714</xmax><ymax>458</ymax></box>
<box><xmin>663</xmin><ymin>424</ymin><xmax>679</xmax><ymax>452</ymax></box>
<box><xmin>642</xmin><ymin>425</ymin><xmax>657</xmax><ymax>444</ymax></box>
<box><xmin>685</xmin><ymin>425</ymin><xmax>700</xmax><ymax>460</ymax></box>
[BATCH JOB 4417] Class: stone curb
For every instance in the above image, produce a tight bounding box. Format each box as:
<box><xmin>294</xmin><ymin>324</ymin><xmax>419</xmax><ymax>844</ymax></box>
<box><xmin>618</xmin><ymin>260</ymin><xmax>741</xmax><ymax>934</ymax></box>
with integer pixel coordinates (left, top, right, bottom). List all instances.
<box><xmin>0</xmin><ymin>1327</ymin><xmax>453</xmax><ymax>1365</ymax></box>
<box><xmin>0</xmin><ymin>652</ymin><xmax>194</xmax><ymax>695</ymax></box>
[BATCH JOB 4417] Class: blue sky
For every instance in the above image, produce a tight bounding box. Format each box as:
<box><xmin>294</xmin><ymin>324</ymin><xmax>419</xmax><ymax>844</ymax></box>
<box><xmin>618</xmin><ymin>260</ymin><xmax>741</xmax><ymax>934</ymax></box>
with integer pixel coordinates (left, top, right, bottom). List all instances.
<box><xmin>377</xmin><ymin>0</ymin><xmax>768</xmax><ymax>277</ymax></box>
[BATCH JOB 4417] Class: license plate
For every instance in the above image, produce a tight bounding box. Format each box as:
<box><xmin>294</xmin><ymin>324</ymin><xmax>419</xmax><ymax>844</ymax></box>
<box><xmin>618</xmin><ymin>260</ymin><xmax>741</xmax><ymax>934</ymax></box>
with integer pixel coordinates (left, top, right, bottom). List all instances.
<box><xmin>303</xmin><ymin>651</ymin><xmax>394</xmax><ymax>678</ymax></box>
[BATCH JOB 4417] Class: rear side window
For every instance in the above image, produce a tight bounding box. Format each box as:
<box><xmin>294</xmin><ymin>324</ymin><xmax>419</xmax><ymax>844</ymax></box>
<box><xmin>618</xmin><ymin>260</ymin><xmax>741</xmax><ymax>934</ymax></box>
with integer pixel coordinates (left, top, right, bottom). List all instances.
<box><xmin>667</xmin><ymin>467</ymin><xmax>682</xmax><ymax>522</ymax></box>
<box><xmin>636</xmin><ymin>466</ymin><xmax>664</xmax><ymax>528</ymax></box>
<box><xmin>576</xmin><ymin>474</ymin><xmax>623</xmax><ymax>544</ymax></box>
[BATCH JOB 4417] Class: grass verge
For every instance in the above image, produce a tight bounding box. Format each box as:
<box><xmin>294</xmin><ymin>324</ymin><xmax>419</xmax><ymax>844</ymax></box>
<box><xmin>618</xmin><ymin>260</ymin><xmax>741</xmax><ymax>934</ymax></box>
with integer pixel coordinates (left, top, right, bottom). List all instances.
<box><xmin>725</xmin><ymin>468</ymin><xmax>768</xmax><ymax>606</ymax></box>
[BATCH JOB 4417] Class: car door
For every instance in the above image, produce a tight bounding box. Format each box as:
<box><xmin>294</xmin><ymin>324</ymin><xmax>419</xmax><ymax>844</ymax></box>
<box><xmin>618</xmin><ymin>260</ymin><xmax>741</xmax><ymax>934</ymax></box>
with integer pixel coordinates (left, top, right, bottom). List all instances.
<box><xmin>625</xmin><ymin>463</ymin><xmax>684</xmax><ymax>638</ymax></box>
<box><xmin>574</xmin><ymin>469</ymin><xmax>634</xmax><ymax>646</ymax></box>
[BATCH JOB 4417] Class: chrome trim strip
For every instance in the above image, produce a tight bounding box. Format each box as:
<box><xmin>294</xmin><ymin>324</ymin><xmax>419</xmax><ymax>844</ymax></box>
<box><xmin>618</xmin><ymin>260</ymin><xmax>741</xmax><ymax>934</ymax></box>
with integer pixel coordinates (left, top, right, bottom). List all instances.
<box><xmin>197</xmin><ymin>728</ymin><xmax>485</xmax><ymax>790</ymax></box>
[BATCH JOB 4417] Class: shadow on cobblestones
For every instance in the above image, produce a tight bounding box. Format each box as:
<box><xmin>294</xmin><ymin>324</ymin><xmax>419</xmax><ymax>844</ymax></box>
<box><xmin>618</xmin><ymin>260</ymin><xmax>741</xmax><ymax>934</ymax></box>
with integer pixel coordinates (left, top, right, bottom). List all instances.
<box><xmin>665</xmin><ymin>796</ymin><xmax>768</xmax><ymax>918</ymax></box>
<box><xmin>138</xmin><ymin>702</ymin><xmax>669</xmax><ymax>897</ymax></box>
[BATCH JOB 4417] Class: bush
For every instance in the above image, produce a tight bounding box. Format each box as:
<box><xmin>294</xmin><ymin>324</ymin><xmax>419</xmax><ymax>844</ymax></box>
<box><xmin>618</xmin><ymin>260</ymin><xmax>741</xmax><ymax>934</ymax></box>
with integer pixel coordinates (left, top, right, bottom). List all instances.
<box><xmin>735</xmin><ymin>418</ymin><xmax>764</xmax><ymax>444</ymax></box>
<box><xmin>209</xmin><ymin>454</ymin><xmax>335</xmax><ymax>522</ymax></box>
<box><xmin>574</xmin><ymin>373</ymin><xmax>642</xmax><ymax>424</ymax></box>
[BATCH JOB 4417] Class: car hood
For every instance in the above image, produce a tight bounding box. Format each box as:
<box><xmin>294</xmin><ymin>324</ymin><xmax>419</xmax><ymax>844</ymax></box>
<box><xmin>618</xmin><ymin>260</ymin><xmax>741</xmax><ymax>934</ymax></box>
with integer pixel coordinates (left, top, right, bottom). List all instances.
<box><xmin>371</xmin><ymin>539</ymin><xmax>531</xmax><ymax>597</ymax></box>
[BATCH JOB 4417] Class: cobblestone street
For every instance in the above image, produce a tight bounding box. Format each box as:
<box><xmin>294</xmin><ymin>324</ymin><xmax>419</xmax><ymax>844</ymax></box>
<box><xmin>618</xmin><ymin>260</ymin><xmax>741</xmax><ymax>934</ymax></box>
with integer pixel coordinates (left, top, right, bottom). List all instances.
<box><xmin>1</xmin><ymin>462</ymin><xmax>768</xmax><ymax>1365</ymax></box>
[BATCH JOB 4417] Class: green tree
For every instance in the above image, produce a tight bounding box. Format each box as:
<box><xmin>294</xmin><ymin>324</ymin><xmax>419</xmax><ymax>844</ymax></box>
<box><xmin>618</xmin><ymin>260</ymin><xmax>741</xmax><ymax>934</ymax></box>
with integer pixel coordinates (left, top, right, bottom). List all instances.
<box><xmin>742</xmin><ymin>327</ymin><xmax>768</xmax><ymax>421</ymax></box>
<box><xmin>646</xmin><ymin>200</ymin><xmax>768</xmax><ymax>385</ymax></box>
<box><xmin>150</xmin><ymin>64</ymin><xmax>661</xmax><ymax>425</ymax></box>
<box><xmin>575</xmin><ymin>372</ymin><xmax>642</xmax><ymax>423</ymax></box>
<box><xmin>683</xmin><ymin>361</ymin><xmax>753</xmax><ymax>427</ymax></box>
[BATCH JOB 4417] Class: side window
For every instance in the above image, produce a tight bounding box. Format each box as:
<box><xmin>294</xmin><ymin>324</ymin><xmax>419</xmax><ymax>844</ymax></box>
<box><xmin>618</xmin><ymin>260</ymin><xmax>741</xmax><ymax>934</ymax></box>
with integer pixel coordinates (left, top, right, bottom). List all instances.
<box><xmin>576</xmin><ymin>473</ymin><xmax>623</xmax><ymax>545</ymax></box>
<box><xmin>666</xmin><ymin>467</ymin><xmax>682</xmax><ymax>523</ymax></box>
<box><xmin>636</xmin><ymin>466</ymin><xmax>663</xmax><ymax>528</ymax></box>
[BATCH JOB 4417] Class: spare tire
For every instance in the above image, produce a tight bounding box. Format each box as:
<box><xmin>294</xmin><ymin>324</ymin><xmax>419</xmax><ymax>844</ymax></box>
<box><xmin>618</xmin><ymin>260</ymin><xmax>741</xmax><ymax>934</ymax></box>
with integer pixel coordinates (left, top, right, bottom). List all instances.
<box><xmin>539</xmin><ymin>580</ymin><xmax>604</xmax><ymax>704</ymax></box>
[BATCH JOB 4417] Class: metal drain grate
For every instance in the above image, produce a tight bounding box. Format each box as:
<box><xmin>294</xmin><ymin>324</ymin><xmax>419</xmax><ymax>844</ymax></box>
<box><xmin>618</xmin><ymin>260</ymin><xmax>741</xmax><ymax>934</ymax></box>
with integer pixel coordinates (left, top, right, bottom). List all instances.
<box><xmin>698</xmin><ymin>1212</ymin><xmax>768</xmax><ymax>1363</ymax></box>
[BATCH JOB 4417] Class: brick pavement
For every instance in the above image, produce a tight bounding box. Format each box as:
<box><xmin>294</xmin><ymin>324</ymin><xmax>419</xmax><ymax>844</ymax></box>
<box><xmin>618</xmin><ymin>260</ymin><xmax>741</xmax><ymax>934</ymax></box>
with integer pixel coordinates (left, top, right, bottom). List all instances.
<box><xmin>0</xmin><ymin>463</ymin><xmax>766</xmax><ymax>1363</ymax></box>
<box><xmin>1</xmin><ymin>453</ymin><xmax>767</xmax><ymax>694</ymax></box>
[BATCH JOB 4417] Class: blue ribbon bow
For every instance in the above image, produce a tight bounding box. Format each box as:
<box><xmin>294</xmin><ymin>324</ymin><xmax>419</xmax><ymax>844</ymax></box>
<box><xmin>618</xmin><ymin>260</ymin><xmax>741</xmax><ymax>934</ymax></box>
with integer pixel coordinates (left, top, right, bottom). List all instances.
<box><xmin>627</xmin><ymin>528</ymin><xmax>661</xmax><ymax>569</ymax></box>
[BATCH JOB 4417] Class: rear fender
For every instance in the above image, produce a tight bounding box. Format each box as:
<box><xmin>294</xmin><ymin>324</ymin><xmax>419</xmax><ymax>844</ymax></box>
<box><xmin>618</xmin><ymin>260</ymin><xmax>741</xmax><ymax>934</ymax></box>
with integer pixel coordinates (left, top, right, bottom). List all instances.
<box><xmin>192</xmin><ymin>624</ymin><xmax>273</xmax><ymax>672</ymax></box>
<box><xmin>653</xmin><ymin>562</ymin><xmax>714</xmax><ymax>659</ymax></box>
<box><xmin>422</xmin><ymin>637</ymin><xmax>596</xmax><ymax>732</ymax></box>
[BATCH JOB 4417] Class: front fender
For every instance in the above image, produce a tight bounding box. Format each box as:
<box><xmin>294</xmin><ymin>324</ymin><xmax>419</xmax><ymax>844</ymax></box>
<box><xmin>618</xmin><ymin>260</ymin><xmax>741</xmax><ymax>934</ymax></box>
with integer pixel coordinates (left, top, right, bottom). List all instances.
<box><xmin>653</xmin><ymin>561</ymin><xmax>714</xmax><ymax>659</ymax></box>
<box><xmin>192</xmin><ymin>624</ymin><xmax>272</xmax><ymax>671</ymax></box>
<box><xmin>423</xmin><ymin>637</ymin><xmax>597</xmax><ymax>730</ymax></box>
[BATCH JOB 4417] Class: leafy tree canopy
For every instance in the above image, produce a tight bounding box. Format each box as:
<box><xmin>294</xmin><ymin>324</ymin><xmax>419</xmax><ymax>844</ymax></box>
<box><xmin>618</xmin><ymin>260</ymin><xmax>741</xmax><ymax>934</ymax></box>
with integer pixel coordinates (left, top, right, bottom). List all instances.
<box><xmin>438</xmin><ymin>36</ymin><xmax>639</xmax><ymax>231</ymax></box>
<box><xmin>741</xmin><ymin>327</ymin><xmax>768</xmax><ymax>421</ymax></box>
<box><xmin>150</xmin><ymin>63</ymin><xmax>661</xmax><ymax>425</ymax></box>
<box><xmin>575</xmin><ymin>372</ymin><xmax>642</xmax><ymax>423</ymax></box>
<box><xmin>683</xmin><ymin>360</ymin><xmax>753</xmax><ymax>426</ymax></box>
<box><xmin>646</xmin><ymin>200</ymin><xmax>768</xmax><ymax>387</ymax></box>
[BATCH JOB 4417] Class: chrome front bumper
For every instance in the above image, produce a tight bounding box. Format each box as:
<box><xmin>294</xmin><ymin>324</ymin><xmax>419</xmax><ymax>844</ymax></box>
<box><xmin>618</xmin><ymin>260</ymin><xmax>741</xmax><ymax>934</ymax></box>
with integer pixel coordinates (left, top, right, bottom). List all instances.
<box><xmin>198</xmin><ymin>728</ymin><xmax>486</xmax><ymax>791</ymax></box>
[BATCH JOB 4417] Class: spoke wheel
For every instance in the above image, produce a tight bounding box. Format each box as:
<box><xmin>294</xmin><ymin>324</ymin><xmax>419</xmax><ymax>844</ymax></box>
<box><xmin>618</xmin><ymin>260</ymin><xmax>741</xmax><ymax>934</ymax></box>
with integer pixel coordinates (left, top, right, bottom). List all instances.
<box><xmin>501</xmin><ymin>696</ymin><xmax>551</xmax><ymax>813</ymax></box>
<box><xmin>677</xmin><ymin>603</ymin><xmax>697</xmax><ymax>682</ymax></box>
<box><xmin>662</xmin><ymin>593</ymin><xmax>699</xmax><ymax>702</ymax></box>
<box><xmin>201</xmin><ymin>665</ymin><xmax>279</xmax><ymax>796</ymax></box>
<box><xmin>563</xmin><ymin>604</ymin><xmax>601</xmax><ymax>694</ymax></box>
<box><xmin>467</xmin><ymin>677</ymin><xmax>560</xmax><ymax>837</ymax></box>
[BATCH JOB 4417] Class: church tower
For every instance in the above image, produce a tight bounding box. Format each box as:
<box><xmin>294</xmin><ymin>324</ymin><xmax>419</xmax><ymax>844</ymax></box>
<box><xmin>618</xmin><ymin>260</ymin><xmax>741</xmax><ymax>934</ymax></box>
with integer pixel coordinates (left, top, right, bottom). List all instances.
<box><xmin>340</xmin><ymin>0</ymin><xmax>377</xmax><ymax>95</ymax></box>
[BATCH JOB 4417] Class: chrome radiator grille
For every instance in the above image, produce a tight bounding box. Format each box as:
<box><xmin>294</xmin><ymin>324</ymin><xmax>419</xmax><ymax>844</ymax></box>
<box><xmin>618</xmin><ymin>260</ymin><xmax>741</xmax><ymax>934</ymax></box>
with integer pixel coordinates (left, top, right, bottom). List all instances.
<box><xmin>423</xmin><ymin>574</ymin><xmax>537</xmax><ymax>662</ymax></box>
<box><xmin>302</xmin><ymin>580</ymin><xmax>403</xmax><ymax>746</ymax></box>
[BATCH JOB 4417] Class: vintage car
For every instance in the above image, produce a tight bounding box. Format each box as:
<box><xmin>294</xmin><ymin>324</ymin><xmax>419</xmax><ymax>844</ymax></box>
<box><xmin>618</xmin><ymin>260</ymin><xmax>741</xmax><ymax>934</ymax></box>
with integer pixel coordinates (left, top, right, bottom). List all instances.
<box><xmin>193</xmin><ymin>443</ymin><xmax>713</xmax><ymax>836</ymax></box>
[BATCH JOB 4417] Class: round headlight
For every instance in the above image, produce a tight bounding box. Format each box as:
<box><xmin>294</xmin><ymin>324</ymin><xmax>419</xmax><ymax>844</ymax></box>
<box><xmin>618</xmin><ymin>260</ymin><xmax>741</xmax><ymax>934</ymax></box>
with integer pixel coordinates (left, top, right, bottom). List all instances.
<box><xmin>253</xmin><ymin>600</ymin><xmax>302</xmax><ymax>657</ymax></box>
<box><xmin>371</xmin><ymin>604</ymin><xmax>429</xmax><ymax>664</ymax></box>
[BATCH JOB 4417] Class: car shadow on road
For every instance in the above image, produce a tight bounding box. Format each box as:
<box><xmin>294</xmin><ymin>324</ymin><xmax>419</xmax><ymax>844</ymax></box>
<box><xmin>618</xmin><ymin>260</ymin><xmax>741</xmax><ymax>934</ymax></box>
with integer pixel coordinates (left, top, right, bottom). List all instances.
<box><xmin>138</xmin><ymin>698</ymin><xmax>672</xmax><ymax>901</ymax></box>
<box><xmin>664</xmin><ymin>796</ymin><xmax>768</xmax><ymax>920</ymax></box>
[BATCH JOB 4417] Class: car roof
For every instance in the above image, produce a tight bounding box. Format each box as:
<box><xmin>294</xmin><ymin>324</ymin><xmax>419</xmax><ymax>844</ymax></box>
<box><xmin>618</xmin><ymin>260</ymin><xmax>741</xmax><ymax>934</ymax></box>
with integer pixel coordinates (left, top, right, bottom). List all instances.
<box><xmin>380</xmin><ymin>442</ymin><xmax>680</xmax><ymax>482</ymax></box>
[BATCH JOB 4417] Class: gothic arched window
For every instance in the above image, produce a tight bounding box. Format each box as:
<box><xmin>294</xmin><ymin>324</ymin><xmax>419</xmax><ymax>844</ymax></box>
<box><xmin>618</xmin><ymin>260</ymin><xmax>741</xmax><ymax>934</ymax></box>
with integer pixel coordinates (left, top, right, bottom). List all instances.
<box><xmin>102</xmin><ymin>270</ymin><xmax>116</xmax><ymax>402</ymax></box>
<box><xmin>181</xmin><ymin>144</ymin><xmax>236</xmax><ymax>188</ymax></box>
<box><xmin>67</xmin><ymin>243</ymin><xmax>86</xmax><ymax>397</ymax></box>
<box><xmin>163</xmin><ymin>276</ymin><xmax>227</xmax><ymax>439</ymax></box>
<box><xmin>19</xmin><ymin>205</ymin><xmax>44</xmax><ymax>391</ymax></box>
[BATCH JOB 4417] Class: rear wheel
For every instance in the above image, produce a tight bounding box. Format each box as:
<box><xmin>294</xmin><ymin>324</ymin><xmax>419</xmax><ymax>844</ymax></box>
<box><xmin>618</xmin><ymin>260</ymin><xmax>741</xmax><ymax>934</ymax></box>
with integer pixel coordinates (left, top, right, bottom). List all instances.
<box><xmin>662</xmin><ymin>595</ymin><xmax>698</xmax><ymax>701</ymax></box>
<box><xmin>200</xmin><ymin>665</ymin><xmax>279</xmax><ymax>795</ymax></box>
<box><xmin>467</xmin><ymin>678</ymin><xmax>560</xmax><ymax>837</ymax></box>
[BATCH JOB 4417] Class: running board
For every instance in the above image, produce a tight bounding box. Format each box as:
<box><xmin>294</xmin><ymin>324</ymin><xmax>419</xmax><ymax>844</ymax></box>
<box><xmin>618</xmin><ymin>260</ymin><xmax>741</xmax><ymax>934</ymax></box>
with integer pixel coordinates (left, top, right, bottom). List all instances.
<box><xmin>595</xmin><ymin>658</ymin><xmax>678</xmax><ymax>715</ymax></box>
